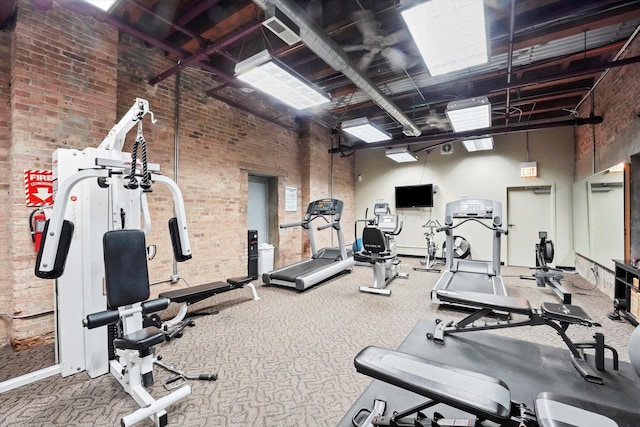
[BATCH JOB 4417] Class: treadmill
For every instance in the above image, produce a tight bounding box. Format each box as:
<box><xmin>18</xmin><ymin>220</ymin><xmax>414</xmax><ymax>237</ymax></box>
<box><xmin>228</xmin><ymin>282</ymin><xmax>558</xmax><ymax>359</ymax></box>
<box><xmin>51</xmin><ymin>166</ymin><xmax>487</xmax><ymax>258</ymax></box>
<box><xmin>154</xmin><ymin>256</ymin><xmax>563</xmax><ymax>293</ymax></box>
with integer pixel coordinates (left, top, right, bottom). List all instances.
<box><xmin>262</xmin><ymin>198</ymin><xmax>355</xmax><ymax>291</ymax></box>
<box><xmin>431</xmin><ymin>198</ymin><xmax>509</xmax><ymax>307</ymax></box>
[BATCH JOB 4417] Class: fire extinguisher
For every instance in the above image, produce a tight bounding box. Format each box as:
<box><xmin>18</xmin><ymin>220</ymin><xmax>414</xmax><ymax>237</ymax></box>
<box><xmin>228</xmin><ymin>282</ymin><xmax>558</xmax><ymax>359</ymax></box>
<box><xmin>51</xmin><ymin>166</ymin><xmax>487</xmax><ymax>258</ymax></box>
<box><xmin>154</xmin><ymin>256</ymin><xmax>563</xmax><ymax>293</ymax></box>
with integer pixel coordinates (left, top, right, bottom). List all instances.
<box><xmin>29</xmin><ymin>209</ymin><xmax>47</xmax><ymax>252</ymax></box>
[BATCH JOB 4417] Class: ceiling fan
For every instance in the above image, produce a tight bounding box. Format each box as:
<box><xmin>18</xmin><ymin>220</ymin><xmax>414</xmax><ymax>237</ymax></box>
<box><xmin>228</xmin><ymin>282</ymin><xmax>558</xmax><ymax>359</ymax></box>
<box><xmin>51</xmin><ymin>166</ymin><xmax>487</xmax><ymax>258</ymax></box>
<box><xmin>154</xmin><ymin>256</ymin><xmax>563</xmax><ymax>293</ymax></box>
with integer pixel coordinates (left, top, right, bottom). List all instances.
<box><xmin>422</xmin><ymin>109</ymin><xmax>450</xmax><ymax>131</ymax></box>
<box><xmin>343</xmin><ymin>9</ymin><xmax>412</xmax><ymax>74</ymax></box>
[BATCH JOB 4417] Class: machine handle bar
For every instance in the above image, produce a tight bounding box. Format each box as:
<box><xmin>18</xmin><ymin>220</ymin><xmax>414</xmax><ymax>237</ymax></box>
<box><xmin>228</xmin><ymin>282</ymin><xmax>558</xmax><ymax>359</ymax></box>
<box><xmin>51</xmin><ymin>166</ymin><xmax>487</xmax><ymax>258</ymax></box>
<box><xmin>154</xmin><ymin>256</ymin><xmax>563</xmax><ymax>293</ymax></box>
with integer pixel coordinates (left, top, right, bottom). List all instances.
<box><xmin>317</xmin><ymin>222</ymin><xmax>337</xmax><ymax>231</ymax></box>
<box><xmin>84</xmin><ymin>309</ymin><xmax>119</xmax><ymax>329</ymax></box>
<box><xmin>141</xmin><ymin>298</ymin><xmax>170</xmax><ymax>314</ymax></box>
<box><xmin>280</xmin><ymin>221</ymin><xmax>304</xmax><ymax>228</ymax></box>
<box><xmin>436</xmin><ymin>218</ymin><xmax>508</xmax><ymax>234</ymax></box>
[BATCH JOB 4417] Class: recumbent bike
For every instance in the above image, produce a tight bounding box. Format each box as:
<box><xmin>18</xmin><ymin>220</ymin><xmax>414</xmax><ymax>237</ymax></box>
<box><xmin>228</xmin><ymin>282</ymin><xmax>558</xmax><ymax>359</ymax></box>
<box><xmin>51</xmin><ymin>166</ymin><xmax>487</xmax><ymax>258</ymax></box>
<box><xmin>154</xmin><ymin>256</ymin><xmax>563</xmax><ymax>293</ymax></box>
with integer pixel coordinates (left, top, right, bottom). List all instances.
<box><xmin>356</xmin><ymin>200</ymin><xmax>408</xmax><ymax>296</ymax></box>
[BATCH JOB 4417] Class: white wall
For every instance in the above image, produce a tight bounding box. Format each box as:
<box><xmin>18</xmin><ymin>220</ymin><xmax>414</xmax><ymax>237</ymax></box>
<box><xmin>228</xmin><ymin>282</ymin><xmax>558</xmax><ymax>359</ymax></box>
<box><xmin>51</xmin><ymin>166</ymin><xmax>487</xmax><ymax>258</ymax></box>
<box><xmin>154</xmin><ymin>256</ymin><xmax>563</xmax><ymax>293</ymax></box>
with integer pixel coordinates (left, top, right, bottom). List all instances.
<box><xmin>354</xmin><ymin>126</ymin><xmax>576</xmax><ymax>266</ymax></box>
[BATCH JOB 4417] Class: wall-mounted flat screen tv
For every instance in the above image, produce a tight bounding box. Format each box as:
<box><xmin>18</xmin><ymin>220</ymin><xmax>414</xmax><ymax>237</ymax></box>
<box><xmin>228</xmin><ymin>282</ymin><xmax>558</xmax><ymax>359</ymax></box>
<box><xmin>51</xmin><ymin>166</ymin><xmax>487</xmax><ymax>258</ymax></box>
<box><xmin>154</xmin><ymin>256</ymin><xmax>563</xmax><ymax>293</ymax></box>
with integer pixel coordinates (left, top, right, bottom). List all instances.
<box><xmin>395</xmin><ymin>184</ymin><xmax>434</xmax><ymax>209</ymax></box>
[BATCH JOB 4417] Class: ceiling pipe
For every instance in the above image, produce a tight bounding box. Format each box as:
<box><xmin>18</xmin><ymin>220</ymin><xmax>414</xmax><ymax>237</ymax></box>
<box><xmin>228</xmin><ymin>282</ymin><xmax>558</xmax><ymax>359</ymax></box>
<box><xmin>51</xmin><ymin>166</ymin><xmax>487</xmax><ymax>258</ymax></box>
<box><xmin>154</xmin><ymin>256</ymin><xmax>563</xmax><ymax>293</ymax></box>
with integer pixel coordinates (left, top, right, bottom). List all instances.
<box><xmin>504</xmin><ymin>0</ymin><xmax>516</xmax><ymax>125</ymax></box>
<box><xmin>252</xmin><ymin>0</ymin><xmax>422</xmax><ymax>137</ymax></box>
<box><xmin>54</xmin><ymin>0</ymin><xmax>237</xmax><ymax>86</ymax></box>
<box><xmin>333</xmin><ymin>51</ymin><xmax>640</xmax><ymax>121</ymax></box>
<box><xmin>148</xmin><ymin>21</ymin><xmax>263</xmax><ymax>85</ymax></box>
<box><xmin>329</xmin><ymin>115</ymin><xmax>603</xmax><ymax>153</ymax></box>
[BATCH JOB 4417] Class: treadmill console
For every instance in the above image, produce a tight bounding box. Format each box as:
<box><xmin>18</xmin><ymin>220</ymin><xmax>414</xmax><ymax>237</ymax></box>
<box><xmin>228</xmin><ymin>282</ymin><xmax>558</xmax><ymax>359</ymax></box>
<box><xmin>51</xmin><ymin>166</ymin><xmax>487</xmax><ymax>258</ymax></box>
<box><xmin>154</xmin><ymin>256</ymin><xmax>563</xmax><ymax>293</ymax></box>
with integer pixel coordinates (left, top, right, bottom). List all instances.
<box><xmin>445</xmin><ymin>198</ymin><xmax>502</xmax><ymax>226</ymax></box>
<box><xmin>305</xmin><ymin>198</ymin><xmax>344</xmax><ymax>221</ymax></box>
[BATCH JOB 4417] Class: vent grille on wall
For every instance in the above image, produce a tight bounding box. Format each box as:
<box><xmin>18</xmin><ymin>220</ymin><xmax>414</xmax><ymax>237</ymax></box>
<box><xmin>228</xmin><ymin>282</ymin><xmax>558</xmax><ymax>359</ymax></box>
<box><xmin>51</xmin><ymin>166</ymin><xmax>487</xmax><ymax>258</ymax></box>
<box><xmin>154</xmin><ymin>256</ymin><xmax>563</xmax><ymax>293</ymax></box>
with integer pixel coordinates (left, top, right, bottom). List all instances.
<box><xmin>440</xmin><ymin>143</ymin><xmax>453</xmax><ymax>155</ymax></box>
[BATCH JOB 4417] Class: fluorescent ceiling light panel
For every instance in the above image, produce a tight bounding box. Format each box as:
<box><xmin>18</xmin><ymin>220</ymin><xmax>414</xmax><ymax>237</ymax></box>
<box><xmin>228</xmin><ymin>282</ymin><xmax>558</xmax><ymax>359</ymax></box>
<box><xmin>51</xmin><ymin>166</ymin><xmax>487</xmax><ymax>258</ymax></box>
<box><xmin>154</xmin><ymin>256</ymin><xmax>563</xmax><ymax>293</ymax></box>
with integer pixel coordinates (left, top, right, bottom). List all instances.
<box><xmin>462</xmin><ymin>137</ymin><xmax>494</xmax><ymax>152</ymax></box>
<box><xmin>342</xmin><ymin>117</ymin><xmax>392</xmax><ymax>143</ymax></box>
<box><xmin>385</xmin><ymin>147</ymin><xmax>418</xmax><ymax>162</ymax></box>
<box><xmin>83</xmin><ymin>0</ymin><xmax>118</xmax><ymax>11</ymax></box>
<box><xmin>446</xmin><ymin>97</ymin><xmax>491</xmax><ymax>132</ymax></box>
<box><xmin>235</xmin><ymin>50</ymin><xmax>330</xmax><ymax>110</ymax></box>
<box><xmin>400</xmin><ymin>0</ymin><xmax>488</xmax><ymax>76</ymax></box>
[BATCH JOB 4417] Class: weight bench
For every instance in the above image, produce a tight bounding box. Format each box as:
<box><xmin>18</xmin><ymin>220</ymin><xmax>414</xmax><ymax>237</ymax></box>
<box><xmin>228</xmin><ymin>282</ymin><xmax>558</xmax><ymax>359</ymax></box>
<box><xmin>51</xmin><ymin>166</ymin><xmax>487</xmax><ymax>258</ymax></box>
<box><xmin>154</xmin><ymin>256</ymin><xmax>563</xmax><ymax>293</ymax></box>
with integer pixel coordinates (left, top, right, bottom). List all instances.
<box><xmin>353</xmin><ymin>345</ymin><xmax>624</xmax><ymax>427</ymax></box>
<box><xmin>429</xmin><ymin>289</ymin><xmax>619</xmax><ymax>384</ymax></box>
<box><xmin>158</xmin><ymin>276</ymin><xmax>259</xmax><ymax>339</ymax></box>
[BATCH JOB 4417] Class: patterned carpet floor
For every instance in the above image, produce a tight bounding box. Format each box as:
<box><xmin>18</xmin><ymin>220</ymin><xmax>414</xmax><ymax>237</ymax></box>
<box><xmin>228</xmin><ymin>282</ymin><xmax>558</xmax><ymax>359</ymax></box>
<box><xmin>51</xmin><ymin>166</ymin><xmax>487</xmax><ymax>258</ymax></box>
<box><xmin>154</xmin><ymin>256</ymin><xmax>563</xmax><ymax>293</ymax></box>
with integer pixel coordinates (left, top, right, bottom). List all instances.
<box><xmin>1</xmin><ymin>259</ymin><xmax>637</xmax><ymax>426</ymax></box>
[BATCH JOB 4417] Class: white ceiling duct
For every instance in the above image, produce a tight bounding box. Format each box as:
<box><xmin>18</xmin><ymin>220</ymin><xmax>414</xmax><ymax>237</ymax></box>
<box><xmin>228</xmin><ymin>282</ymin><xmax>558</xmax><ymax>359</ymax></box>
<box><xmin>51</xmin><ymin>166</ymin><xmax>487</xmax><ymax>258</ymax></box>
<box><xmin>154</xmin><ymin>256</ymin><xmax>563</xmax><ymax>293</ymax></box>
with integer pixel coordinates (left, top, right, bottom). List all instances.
<box><xmin>252</xmin><ymin>0</ymin><xmax>422</xmax><ymax>137</ymax></box>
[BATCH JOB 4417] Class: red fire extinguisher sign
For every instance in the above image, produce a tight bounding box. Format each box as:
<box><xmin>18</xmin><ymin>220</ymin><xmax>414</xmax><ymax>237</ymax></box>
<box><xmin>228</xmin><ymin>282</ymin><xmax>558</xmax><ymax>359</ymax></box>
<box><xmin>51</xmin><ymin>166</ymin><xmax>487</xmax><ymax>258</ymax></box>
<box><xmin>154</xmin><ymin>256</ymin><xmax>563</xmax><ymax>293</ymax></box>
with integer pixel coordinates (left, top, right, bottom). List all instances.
<box><xmin>24</xmin><ymin>170</ymin><xmax>53</xmax><ymax>207</ymax></box>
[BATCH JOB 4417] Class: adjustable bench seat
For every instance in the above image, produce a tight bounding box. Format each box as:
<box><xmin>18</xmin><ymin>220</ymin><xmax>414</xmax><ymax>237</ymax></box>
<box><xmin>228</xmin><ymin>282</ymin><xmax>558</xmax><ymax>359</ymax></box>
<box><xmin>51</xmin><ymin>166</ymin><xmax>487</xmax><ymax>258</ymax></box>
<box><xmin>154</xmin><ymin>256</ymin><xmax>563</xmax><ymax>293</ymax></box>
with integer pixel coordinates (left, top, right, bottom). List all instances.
<box><xmin>354</xmin><ymin>346</ymin><xmax>512</xmax><ymax>424</ymax></box>
<box><xmin>114</xmin><ymin>327</ymin><xmax>166</xmax><ymax>351</ymax></box>
<box><xmin>158</xmin><ymin>276</ymin><xmax>260</xmax><ymax>337</ymax></box>
<box><xmin>436</xmin><ymin>289</ymin><xmax>532</xmax><ymax>315</ymax></box>
<box><xmin>227</xmin><ymin>275</ymin><xmax>257</xmax><ymax>287</ymax></box>
<box><xmin>160</xmin><ymin>281</ymin><xmax>231</xmax><ymax>304</ymax></box>
<box><xmin>535</xmin><ymin>392</ymin><xmax>619</xmax><ymax>427</ymax></box>
<box><xmin>541</xmin><ymin>302</ymin><xmax>594</xmax><ymax>326</ymax></box>
<box><xmin>354</xmin><ymin>346</ymin><xmax>623</xmax><ymax>427</ymax></box>
<box><xmin>431</xmin><ymin>289</ymin><xmax>612</xmax><ymax>384</ymax></box>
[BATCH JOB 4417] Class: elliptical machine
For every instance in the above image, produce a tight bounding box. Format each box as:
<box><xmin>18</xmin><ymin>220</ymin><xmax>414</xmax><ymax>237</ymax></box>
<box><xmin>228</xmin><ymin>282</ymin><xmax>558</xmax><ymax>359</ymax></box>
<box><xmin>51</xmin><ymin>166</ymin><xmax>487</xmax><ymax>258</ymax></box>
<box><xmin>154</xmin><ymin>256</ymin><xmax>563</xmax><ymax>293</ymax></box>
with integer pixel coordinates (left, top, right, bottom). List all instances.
<box><xmin>357</xmin><ymin>201</ymin><xmax>408</xmax><ymax>296</ymax></box>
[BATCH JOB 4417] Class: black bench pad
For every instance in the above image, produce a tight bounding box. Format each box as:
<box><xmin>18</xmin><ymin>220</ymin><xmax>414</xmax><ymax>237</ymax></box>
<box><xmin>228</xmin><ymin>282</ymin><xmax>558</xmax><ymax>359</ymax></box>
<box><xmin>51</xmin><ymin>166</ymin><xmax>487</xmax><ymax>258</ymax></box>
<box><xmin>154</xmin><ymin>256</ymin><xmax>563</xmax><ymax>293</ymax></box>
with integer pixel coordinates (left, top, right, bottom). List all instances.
<box><xmin>159</xmin><ymin>282</ymin><xmax>231</xmax><ymax>304</ymax></box>
<box><xmin>535</xmin><ymin>392</ymin><xmax>620</xmax><ymax>427</ymax></box>
<box><xmin>227</xmin><ymin>275</ymin><xmax>257</xmax><ymax>286</ymax></box>
<box><xmin>540</xmin><ymin>303</ymin><xmax>593</xmax><ymax>326</ymax></box>
<box><xmin>354</xmin><ymin>346</ymin><xmax>512</xmax><ymax>423</ymax></box>
<box><xmin>436</xmin><ymin>289</ymin><xmax>531</xmax><ymax>315</ymax></box>
<box><xmin>114</xmin><ymin>327</ymin><xmax>165</xmax><ymax>351</ymax></box>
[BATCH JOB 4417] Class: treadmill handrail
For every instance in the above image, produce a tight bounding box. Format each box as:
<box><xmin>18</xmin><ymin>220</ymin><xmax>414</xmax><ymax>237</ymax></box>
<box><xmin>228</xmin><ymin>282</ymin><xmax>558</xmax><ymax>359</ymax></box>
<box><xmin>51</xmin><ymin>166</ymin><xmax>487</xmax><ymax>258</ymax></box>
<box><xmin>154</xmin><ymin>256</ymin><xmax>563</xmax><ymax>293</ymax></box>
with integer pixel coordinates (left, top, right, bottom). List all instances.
<box><xmin>317</xmin><ymin>221</ymin><xmax>339</xmax><ymax>231</ymax></box>
<box><xmin>281</xmin><ymin>215</ymin><xmax>328</xmax><ymax>230</ymax></box>
<box><xmin>438</xmin><ymin>218</ymin><xmax>508</xmax><ymax>235</ymax></box>
<box><xmin>280</xmin><ymin>221</ymin><xmax>305</xmax><ymax>229</ymax></box>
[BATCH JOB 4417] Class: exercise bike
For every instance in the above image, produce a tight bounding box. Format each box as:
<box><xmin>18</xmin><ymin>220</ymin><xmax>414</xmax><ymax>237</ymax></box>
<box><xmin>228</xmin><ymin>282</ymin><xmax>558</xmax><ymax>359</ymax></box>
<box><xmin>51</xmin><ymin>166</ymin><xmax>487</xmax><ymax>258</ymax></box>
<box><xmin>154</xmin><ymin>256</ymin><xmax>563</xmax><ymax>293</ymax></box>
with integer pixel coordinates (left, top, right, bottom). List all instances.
<box><xmin>357</xmin><ymin>200</ymin><xmax>408</xmax><ymax>296</ymax></box>
<box><xmin>520</xmin><ymin>231</ymin><xmax>572</xmax><ymax>304</ymax></box>
<box><xmin>413</xmin><ymin>218</ymin><xmax>442</xmax><ymax>273</ymax></box>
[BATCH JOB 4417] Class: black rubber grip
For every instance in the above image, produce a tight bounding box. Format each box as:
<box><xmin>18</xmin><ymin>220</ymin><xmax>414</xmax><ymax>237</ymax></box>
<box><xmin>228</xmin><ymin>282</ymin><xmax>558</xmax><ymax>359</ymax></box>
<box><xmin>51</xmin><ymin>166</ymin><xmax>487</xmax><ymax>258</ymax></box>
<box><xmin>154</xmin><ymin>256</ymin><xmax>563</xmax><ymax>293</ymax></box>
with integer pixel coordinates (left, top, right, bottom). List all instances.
<box><xmin>85</xmin><ymin>310</ymin><xmax>119</xmax><ymax>329</ymax></box>
<box><xmin>198</xmin><ymin>373</ymin><xmax>218</xmax><ymax>381</ymax></box>
<box><xmin>141</xmin><ymin>298</ymin><xmax>170</xmax><ymax>314</ymax></box>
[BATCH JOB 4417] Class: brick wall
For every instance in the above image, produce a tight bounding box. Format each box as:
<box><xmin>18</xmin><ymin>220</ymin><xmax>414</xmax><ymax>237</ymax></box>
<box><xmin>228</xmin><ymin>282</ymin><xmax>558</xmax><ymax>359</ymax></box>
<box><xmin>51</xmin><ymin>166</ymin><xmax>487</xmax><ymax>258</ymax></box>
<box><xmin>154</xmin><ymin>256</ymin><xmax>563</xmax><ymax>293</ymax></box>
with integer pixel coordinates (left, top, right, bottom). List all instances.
<box><xmin>1</xmin><ymin>3</ymin><xmax>354</xmax><ymax>349</ymax></box>
<box><xmin>6</xmin><ymin>1</ymin><xmax>118</xmax><ymax>349</ymax></box>
<box><xmin>0</xmin><ymin>29</ymin><xmax>11</xmax><ymax>347</ymax></box>
<box><xmin>575</xmin><ymin>35</ymin><xmax>640</xmax><ymax>180</ymax></box>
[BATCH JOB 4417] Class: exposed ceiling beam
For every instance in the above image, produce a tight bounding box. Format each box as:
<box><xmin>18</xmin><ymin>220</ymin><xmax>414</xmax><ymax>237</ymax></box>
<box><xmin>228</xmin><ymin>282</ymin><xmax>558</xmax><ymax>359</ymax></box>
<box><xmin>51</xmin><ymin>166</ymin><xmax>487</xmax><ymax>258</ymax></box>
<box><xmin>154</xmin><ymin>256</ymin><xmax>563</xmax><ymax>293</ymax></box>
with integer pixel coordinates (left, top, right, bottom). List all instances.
<box><xmin>329</xmin><ymin>115</ymin><xmax>603</xmax><ymax>153</ymax></box>
<box><xmin>148</xmin><ymin>21</ymin><xmax>263</xmax><ymax>85</ymax></box>
<box><xmin>54</xmin><ymin>0</ymin><xmax>238</xmax><ymax>86</ymax></box>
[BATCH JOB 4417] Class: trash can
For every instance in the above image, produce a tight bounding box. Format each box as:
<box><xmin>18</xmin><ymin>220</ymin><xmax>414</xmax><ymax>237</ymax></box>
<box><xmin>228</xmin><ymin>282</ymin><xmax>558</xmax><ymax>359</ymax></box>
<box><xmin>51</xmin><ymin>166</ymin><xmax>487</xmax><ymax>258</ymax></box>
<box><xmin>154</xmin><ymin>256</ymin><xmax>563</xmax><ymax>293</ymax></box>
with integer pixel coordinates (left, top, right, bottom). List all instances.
<box><xmin>258</xmin><ymin>243</ymin><xmax>275</xmax><ymax>275</ymax></box>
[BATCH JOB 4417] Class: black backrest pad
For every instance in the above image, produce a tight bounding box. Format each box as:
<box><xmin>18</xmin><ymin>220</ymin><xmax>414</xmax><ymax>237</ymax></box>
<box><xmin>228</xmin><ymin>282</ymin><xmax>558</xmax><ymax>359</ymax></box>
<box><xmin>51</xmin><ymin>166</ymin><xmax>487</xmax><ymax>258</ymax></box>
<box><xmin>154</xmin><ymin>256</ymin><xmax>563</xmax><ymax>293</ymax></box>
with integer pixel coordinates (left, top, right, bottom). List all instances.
<box><xmin>534</xmin><ymin>392</ymin><xmax>619</xmax><ymax>427</ymax></box>
<box><xmin>362</xmin><ymin>227</ymin><xmax>388</xmax><ymax>254</ymax></box>
<box><xmin>103</xmin><ymin>229</ymin><xmax>150</xmax><ymax>308</ymax></box>
<box><xmin>354</xmin><ymin>346</ymin><xmax>512</xmax><ymax>423</ymax></box>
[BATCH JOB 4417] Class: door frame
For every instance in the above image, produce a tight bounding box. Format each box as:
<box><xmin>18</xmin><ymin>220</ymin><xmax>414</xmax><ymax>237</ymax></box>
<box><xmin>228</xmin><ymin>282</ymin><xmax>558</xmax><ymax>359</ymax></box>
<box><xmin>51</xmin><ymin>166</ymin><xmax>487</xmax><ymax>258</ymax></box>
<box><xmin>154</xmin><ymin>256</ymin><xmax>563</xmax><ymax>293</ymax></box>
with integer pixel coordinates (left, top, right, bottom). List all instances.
<box><xmin>506</xmin><ymin>184</ymin><xmax>556</xmax><ymax>267</ymax></box>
